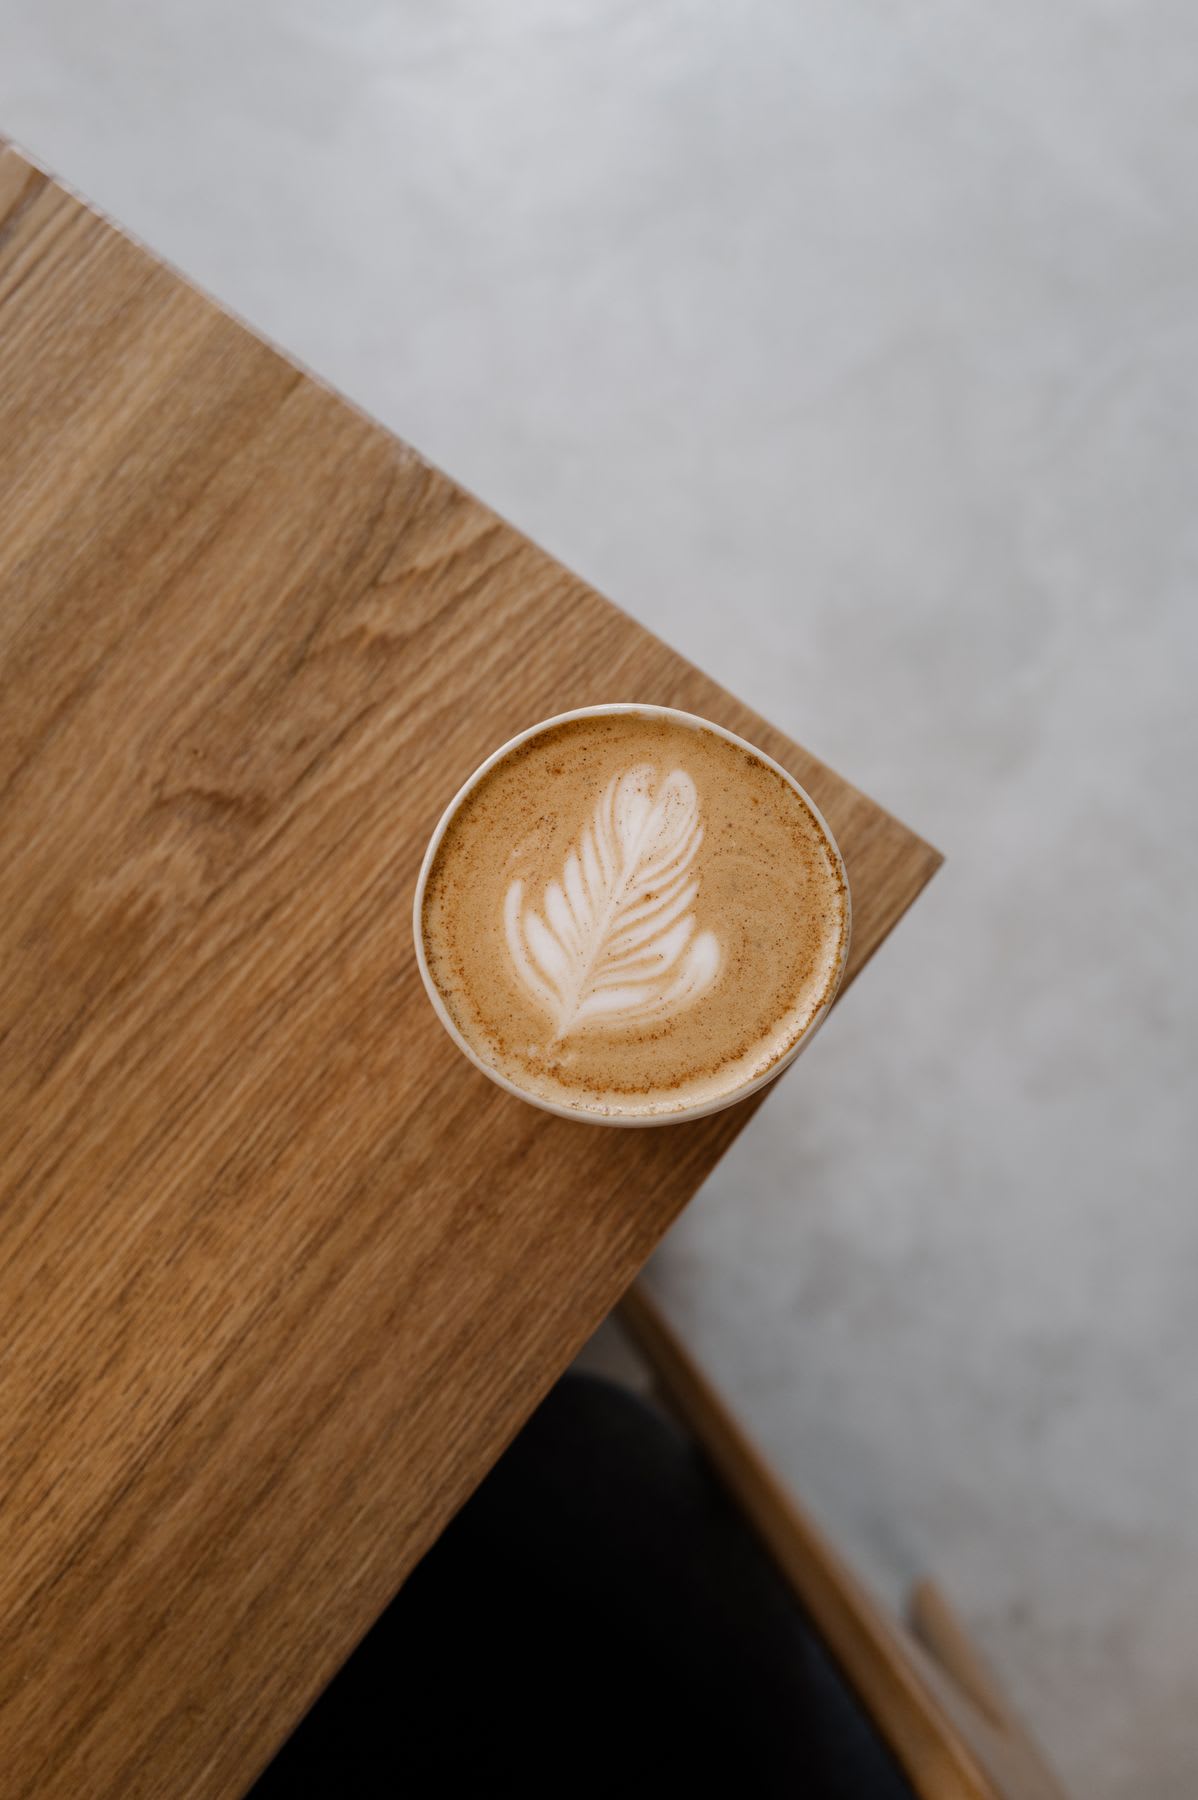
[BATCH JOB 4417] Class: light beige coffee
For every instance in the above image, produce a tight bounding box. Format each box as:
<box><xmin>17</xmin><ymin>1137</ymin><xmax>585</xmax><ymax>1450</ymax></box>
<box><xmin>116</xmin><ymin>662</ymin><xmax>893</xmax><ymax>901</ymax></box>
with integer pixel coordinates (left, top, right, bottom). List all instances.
<box><xmin>418</xmin><ymin>710</ymin><xmax>849</xmax><ymax>1120</ymax></box>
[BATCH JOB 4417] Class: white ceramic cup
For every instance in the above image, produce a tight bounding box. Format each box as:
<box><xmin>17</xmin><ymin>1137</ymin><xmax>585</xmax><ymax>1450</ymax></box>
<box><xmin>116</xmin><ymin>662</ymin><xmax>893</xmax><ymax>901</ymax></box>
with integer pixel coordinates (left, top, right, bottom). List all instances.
<box><xmin>412</xmin><ymin>703</ymin><xmax>851</xmax><ymax>1126</ymax></box>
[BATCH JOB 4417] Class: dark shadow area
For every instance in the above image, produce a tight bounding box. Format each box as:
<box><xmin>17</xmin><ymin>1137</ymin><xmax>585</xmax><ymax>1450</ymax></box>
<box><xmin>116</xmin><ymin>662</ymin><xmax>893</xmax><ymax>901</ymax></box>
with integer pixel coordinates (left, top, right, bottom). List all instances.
<box><xmin>253</xmin><ymin>1373</ymin><xmax>912</xmax><ymax>1798</ymax></box>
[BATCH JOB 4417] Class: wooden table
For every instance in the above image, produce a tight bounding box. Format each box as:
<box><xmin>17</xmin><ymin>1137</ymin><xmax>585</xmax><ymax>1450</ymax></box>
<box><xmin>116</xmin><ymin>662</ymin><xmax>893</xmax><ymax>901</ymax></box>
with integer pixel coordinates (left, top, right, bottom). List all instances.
<box><xmin>0</xmin><ymin>137</ymin><xmax>941</xmax><ymax>1799</ymax></box>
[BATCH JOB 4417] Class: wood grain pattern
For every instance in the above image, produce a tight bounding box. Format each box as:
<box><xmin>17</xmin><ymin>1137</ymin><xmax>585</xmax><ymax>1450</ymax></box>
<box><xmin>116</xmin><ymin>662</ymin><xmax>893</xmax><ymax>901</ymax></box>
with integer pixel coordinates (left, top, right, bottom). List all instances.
<box><xmin>0</xmin><ymin>139</ymin><xmax>942</xmax><ymax>1800</ymax></box>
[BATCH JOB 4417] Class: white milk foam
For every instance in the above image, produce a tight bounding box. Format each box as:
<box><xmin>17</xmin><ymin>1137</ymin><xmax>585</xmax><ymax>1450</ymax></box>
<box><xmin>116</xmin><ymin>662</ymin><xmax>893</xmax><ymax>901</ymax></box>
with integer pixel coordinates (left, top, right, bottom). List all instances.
<box><xmin>503</xmin><ymin>763</ymin><xmax>720</xmax><ymax>1039</ymax></box>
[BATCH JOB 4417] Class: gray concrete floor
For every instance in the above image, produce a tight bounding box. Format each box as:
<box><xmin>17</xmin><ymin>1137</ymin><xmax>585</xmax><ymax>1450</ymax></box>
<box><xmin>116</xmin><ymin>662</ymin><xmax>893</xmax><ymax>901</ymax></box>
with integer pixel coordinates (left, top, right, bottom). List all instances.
<box><xmin>2</xmin><ymin>3</ymin><xmax>1196</xmax><ymax>1794</ymax></box>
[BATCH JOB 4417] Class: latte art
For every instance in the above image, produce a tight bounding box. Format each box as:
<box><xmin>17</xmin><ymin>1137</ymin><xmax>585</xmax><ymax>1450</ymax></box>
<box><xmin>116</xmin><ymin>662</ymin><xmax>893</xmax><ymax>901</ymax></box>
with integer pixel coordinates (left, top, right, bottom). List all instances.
<box><xmin>417</xmin><ymin>708</ymin><xmax>849</xmax><ymax>1122</ymax></box>
<box><xmin>504</xmin><ymin>765</ymin><xmax>720</xmax><ymax>1040</ymax></box>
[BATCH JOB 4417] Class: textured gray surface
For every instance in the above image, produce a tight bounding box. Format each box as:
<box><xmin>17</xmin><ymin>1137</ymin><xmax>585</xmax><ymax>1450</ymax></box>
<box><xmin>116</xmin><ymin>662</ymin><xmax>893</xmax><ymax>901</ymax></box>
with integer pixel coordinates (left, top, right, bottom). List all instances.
<box><xmin>2</xmin><ymin>4</ymin><xmax>1196</xmax><ymax>1794</ymax></box>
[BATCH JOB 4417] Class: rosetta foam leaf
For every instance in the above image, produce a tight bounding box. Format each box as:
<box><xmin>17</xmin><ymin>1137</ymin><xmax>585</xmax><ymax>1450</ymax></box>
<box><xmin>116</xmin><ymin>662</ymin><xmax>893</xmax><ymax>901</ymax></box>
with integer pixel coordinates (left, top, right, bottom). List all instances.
<box><xmin>504</xmin><ymin>764</ymin><xmax>720</xmax><ymax>1040</ymax></box>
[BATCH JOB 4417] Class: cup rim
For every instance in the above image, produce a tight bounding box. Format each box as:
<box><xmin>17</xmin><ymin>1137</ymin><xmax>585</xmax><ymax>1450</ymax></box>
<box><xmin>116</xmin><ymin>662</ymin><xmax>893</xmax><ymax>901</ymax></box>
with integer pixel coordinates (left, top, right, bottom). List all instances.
<box><xmin>411</xmin><ymin>702</ymin><xmax>852</xmax><ymax>1126</ymax></box>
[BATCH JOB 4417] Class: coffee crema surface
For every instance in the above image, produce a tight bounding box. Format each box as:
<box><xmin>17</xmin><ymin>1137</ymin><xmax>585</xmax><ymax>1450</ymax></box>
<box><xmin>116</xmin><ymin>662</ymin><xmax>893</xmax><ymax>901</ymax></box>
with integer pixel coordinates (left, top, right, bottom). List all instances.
<box><xmin>419</xmin><ymin>712</ymin><xmax>849</xmax><ymax>1119</ymax></box>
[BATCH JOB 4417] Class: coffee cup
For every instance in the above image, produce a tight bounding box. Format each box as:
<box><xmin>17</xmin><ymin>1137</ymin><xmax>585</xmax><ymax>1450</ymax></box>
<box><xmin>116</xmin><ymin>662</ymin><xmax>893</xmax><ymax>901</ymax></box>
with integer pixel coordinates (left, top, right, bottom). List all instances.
<box><xmin>413</xmin><ymin>703</ymin><xmax>850</xmax><ymax>1126</ymax></box>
